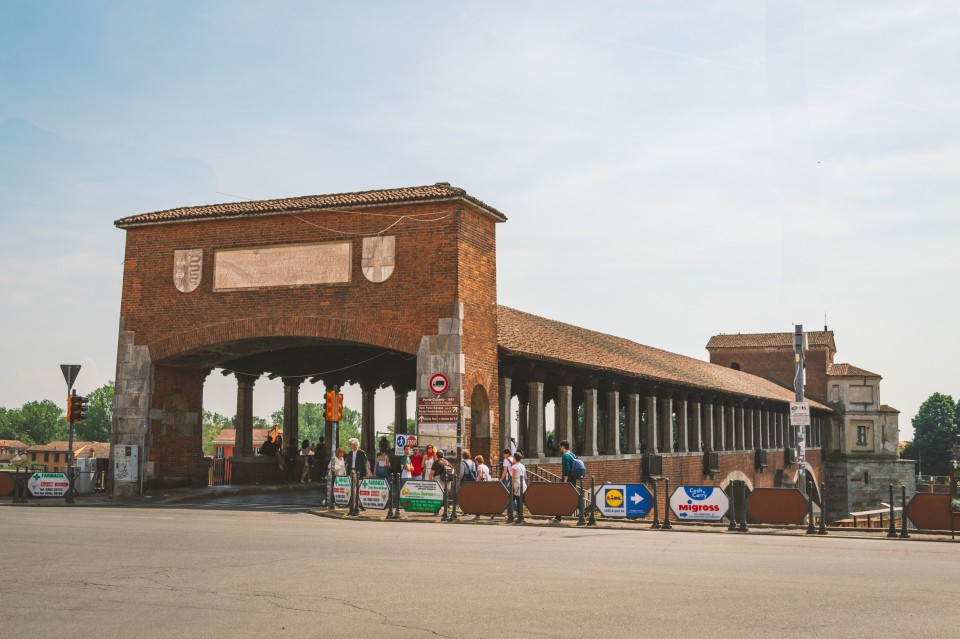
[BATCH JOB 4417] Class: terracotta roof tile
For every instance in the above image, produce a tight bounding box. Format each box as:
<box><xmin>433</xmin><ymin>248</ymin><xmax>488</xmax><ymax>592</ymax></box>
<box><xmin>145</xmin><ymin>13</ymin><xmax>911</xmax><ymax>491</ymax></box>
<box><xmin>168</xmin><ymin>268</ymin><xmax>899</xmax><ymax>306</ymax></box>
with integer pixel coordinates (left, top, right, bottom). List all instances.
<box><xmin>27</xmin><ymin>441</ymin><xmax>95</xmax><ymax>453</ymax></box>
<box><xmin>828</xmin><ymin>363</ymin><xmax>881</xmax><ymax>378</ymax></box>
<box><xmin>213</xmin><ymin>428</ymin><xmax>275</xmax><ymax>444</ymax></box>
<box><xmin>0</xmin><ymin>439</ymin><xmax>27</xmax><ymax>449</ymax></box>
<box><xmin>498</xmin><ymin>307</ymin><xmax>828</xmax><ymax>408</ymax></box>
<box><xmin>880</xmin><ymin>404</ymin><xmax>900</xmax><ymax>414</ymax></box>
<box><xmin>115</xmin><ymin>183</ymin><xmax>507</xmax><ymax>227</ymax></box>
<box><xmin>706</xmin><ymin>331</ymin><xmax>836</xmax><ymax>351</ymax></box>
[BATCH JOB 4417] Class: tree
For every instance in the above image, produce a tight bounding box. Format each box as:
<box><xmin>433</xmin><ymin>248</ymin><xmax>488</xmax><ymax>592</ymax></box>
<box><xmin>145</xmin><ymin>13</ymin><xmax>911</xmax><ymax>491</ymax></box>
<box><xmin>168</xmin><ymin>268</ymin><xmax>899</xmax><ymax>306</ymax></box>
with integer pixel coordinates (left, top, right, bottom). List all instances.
<box><xmin>8</xmin><ymin>400</ymin><xmax>67</xmax><ymax>445</ymax></box>
<box><xmin>906</xmin><ymin>392</ymin><xmax>959</xmax><ymax>476</ymax></box>
<box><xmin>202</xmin><ymin>410</ymin><xmax>233</xmax><ymax>456</ymax></box>
<box><xmin>271</xmin><ymin>402</ymin><xmax>326</xmax><ymax>445</ymax></box>
<box><xmin>74</xmin><ymin>381</ymin><xmax>113</xmax><ymax>442</ymax></box>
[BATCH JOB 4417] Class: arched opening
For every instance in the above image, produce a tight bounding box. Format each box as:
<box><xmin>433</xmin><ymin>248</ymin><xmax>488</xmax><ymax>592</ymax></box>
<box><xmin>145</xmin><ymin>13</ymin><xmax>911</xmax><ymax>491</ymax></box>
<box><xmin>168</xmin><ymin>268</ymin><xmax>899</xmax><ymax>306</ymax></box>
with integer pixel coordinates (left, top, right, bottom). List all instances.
<box><xmin>470</xmin><ymin>384</ymin><xmax>491</xmax><ymax>460</ymax></box>
<box><xmin>730</xmin><ymin>362</ymin><xmax>741</xmax><ymax>371</ymax></box>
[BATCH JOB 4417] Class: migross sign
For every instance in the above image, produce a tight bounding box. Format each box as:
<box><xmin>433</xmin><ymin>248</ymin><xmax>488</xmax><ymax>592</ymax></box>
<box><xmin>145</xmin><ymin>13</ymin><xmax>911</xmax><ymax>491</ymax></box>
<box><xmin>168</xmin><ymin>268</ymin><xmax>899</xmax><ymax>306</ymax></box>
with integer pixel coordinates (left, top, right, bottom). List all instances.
<box><xmin>669</xmin><ymin>486</ymin><xmax>729</xmax><ymax>521</ymax></box>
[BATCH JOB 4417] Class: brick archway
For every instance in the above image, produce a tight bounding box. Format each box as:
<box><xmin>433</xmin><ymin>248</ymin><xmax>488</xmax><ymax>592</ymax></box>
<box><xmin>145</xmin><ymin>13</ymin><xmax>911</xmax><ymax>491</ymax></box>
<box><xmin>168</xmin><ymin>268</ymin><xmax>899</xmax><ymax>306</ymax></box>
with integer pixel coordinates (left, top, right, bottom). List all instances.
<box><xmin>149</xmin><ymin>315</ymin><xmax>422</xmax><ymax>363</ymax></box>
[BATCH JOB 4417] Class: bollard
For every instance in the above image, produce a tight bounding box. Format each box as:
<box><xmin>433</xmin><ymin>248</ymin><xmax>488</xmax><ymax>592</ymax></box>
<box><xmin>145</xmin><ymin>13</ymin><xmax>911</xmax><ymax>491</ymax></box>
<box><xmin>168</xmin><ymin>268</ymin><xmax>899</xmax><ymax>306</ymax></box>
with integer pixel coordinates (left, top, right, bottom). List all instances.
<box><xmin>818</xmin><ymin>481</ymin><xmax>827</xmax><ymax>535</ymax></box>
<box><xmin>899</xmin><ymin>485</ymin><xmax>910</xmax><ymax>539</ymax></box>
<box><xmin>806</xmin><ymin>477</ymin><xmax>816</xmax><ymax>534</ymax></box>
<box><xmin>652</xmin><ymin>478</ymin><xmax>661</xmax><ymax>529</ymax></box>
<box><xmin>451</xmin><ymin>473</ymin><xmax>459</xmax><ymax>522</ymax></box>
<box><xmin>507</xmin><ymin>473</ymin><xmax>515</xmax><ymax>523</ymax></box>
<box><xmin>516</xmin><ymin>474</ymin><xmax>525</xmax><ymax>524</ymax></box>
<box><xmin>661</xmin><ymin>478</ymin><xmax>673</xmax><ymax>530</ymax></box>
<box><xmin>392</xmin><ymin>473</ymin><xmax>401</xmax><ymax>519</ymax></box>
<box><xmin>387</xmin><ymin>473</ymin><xmax>395</xmax><ymax>519</ymax></box>
<box><xmin>588</xmin><ymin>477</ymin><xmax>597</xmax><ymax>526</ymax></box>
<box><xmin>727</xmin><ymin>483</ymin><xmax>737</xmax><ymax>531</ymax></box>
<box><xmin>441</xmin><ymin>474</ymin><xmax>450</xmax><ymax>521</ymax></box>
<box><xmin>887</xmin><ymin>484</ymin><xmax>897</xmax><ymax>538</ymax></box>
<box><xmin>738</xmin><ymin>481</ymin><xmax>748</xmax><ymax>533</ymax></box>
<box><xmin>577</xmin><ymin>476</ymin><xmax>586</xmax><ymax>526</ymax></box>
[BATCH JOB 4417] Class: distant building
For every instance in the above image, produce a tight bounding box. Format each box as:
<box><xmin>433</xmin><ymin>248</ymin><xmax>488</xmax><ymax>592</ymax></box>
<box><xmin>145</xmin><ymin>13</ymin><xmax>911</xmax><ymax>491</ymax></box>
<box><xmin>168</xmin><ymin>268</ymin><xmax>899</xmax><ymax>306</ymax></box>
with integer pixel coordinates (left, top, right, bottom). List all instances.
<box><xmin>707</xmin><ymin>330</ymin><xmax>915</xmax><ymax>522</ymax></box>
<box><xmin>212</xmin><ymin>429</ymin><xmax>276</xmax><ymax>459</ymax></box>
<box><xmin>26</xmin><ymin>441</ymin><xmax>111</xmax><ymax>473</ymax></box>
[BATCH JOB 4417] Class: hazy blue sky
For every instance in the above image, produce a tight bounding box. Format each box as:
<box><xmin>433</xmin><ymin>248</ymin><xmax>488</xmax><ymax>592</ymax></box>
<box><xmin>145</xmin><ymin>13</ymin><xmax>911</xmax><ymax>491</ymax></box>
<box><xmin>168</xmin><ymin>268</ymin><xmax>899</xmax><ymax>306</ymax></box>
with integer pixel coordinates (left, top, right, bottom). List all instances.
<box><xmin>1</xmin><ymin>1</ymin><xmax>957</xmax><ymax>438</ymax></box>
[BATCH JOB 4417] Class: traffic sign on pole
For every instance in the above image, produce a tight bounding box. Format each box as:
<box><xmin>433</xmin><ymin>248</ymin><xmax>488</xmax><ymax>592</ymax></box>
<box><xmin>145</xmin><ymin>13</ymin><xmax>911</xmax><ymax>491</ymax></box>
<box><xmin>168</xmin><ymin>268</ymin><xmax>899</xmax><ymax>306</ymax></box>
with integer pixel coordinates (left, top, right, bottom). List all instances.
<box><xmin>60</xmin><ymin>364</ymin><xmax>81</xmax><ymax>391</ymax></box>
<box><xmin>394</xmin><ymin>434</ymin><xmax>418</xmax><ymax>455</ymax></box>
<box><xmin>429</xmin><ymin>373</ymin><xmax>449</xmax><ymax>395</ymax></box>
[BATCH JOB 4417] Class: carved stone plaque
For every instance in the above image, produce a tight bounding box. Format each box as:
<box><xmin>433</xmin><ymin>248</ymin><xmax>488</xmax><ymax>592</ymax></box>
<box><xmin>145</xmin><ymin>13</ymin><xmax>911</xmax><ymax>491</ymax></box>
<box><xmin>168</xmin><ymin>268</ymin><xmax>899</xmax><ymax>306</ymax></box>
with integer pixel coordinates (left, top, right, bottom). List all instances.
<box><xmin>361</xmin><ymin>236</ymin><xmax>395</xmax><ymax>283</ymax></box>
<box><xmin>173</xmin><ymin>249</ymin><xmax>203</xmax><ymax>293</ymax></box>
<box><xmin>213</xmin><ymin>242</ymin><xmax>351</xmax><ymax>290</ymax></box>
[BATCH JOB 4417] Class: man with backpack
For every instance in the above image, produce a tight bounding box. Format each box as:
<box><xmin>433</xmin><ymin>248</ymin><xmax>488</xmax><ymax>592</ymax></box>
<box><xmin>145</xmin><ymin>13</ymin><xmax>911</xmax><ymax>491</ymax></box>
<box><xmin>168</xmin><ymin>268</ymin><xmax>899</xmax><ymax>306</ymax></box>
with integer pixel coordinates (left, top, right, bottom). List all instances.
<box><xmin>557</xmin><ymin>440</ymin><xmax>586</xmax><ymax>522</ymax></box>
<box><xmin>459</xmin><ymin>450</ymin><xmax>477</xmax><ymax>482</ymax></box>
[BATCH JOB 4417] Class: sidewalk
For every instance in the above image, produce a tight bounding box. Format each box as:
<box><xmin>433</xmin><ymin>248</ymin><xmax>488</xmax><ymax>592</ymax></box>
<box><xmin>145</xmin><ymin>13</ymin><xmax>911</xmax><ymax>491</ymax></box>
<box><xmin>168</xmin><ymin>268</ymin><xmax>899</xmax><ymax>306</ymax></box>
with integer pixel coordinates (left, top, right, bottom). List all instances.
<box><xmin>309</xmin><ymin>506</ymin><xmax>960</xmax><ymax>542</ymax></box>
<box><xmin>0</xmin><ymin>481</ymin><xmax>324</xmax><ymax>507</ymax></box>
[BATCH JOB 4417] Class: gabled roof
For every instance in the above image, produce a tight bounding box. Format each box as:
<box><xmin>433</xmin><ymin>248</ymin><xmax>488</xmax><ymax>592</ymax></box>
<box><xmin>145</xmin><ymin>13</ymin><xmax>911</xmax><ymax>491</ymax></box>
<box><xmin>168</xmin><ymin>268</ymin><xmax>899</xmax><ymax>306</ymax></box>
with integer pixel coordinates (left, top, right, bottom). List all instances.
<box><xmin>0</xmin><ymin>439</ymin><xmax>27</xmax><ymax>449</ymax></box>
<box><xmin>498</xmin><ymin>307</ymin><xmax>827</xmax><ymax>408</ymax></box>
<box><xmin>27</xmin><ymin>441</ymin><xmax>96</xmax><ymax>453</ymax></box>
<box><xmin>213</xmin><ymin>428</ymin><xmax>276</xmax><ymax>445</ymax></box>
<box><xmin>828</xmin><ymin>363</ymin><xmax>881</xmax><ymax>378</ymax></box>
<box><xmin>706</xmin><ymin>331</ymin><xmax>836</xmax><ymax>352</ymax></box>
<box><xmin>880</xmin><ymin>405</ymin><xmax>899</xmax><ymax>414</ymax></box>
<box><xmin>115</xmin><ymin>183</ymin><xmax>507</xmax><ymax>228</ymax></box>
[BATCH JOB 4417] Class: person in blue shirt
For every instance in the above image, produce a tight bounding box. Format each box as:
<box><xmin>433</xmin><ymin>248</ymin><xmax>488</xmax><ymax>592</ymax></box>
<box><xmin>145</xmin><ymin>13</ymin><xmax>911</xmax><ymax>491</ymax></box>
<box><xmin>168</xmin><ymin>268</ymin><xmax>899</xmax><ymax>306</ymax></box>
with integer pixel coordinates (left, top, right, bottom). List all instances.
<box><xmin>556</xmin><ymin>440</ymin><xmax>580</xmax><ymax>522</ymax></box>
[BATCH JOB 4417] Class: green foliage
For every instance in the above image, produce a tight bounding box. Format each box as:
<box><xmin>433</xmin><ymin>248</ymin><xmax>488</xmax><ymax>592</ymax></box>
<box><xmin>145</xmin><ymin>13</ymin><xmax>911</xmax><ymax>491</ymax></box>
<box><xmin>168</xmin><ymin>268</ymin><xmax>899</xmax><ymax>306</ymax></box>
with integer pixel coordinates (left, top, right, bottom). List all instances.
<box><xmin>908</xmin><ymin>392</ymin><xmax>959</xmax><ymax>476</ymax></box>
<box><xmin>202</xmin><ymin>410</ymin><xmax>233</xmax><ymax>456</ymax></box>
<box><xmin>4</xmin><ymin>400</ymin><xmax>67</xmax><ymax>445</ymax></box>
<box><xmin>336</xmin><ymin>406</ymin><xmax>361</xmax><ymax>449</ymax></box>
<box><xmin>74</xmin><ymin>381</ymin><xmax>113</xmax><ymax>442</ymax></box>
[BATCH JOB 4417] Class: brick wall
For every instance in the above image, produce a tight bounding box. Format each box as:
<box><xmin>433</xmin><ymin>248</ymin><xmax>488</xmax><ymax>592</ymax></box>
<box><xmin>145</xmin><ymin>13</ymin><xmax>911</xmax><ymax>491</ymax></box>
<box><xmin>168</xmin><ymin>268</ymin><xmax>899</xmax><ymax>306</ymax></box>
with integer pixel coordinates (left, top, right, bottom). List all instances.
<box><xmin>709</xmin><ymin>347</ymin><xmax>832</xmax><ymax>404</ymax></box>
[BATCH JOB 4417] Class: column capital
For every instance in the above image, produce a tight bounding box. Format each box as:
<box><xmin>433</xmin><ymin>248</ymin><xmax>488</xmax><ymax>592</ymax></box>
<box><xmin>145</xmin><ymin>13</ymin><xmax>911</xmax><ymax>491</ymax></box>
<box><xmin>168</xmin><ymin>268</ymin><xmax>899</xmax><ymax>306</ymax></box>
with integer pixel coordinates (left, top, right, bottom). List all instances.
<box><xmin>281</xmin><ymin>376</ymin><xmax>306</xmax><ymax>389</ymax></box>
<box><xmin>234</xmin><ymin>372</ymin><xmax>260</xmax><ymax>385</ymax></box>
<box><xmin>602</xmin><ymin>379</ymin><xmax>622</xmax><ymax>392</ymax></box>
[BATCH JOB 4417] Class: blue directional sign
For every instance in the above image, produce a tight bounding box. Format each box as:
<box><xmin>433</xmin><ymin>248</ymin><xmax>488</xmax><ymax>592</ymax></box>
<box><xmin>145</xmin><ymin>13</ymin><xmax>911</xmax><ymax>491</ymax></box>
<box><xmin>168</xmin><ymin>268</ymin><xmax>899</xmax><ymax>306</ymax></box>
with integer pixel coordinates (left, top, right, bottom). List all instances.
<box><xmin>625</xmin><ymin>484</ymin><xmax>652</xmax><ymax>518</ymax></box>
<box><xmin>594</xmin><ymin>483</ymin><xmax>653</xmax><ymax>518</ymax></box>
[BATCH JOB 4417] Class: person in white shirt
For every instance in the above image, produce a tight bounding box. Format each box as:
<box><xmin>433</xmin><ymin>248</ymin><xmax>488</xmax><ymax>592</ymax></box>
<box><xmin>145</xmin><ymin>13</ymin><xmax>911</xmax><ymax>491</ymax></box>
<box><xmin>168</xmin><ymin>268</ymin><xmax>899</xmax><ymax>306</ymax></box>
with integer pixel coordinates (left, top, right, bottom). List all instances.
<box><xmin>510</xmin><ymin>451</ymin><xmax>527</xmax><ymax>512</ymax></box>
<box><xmin>475</xmin><ymin>455</ymin><xmax>491</xmax><ymax>482</ymax></box>
<box><xmin>499</xmin><ymin>448</ymin><xmax>513</xmax><ymax>485</ymax></box>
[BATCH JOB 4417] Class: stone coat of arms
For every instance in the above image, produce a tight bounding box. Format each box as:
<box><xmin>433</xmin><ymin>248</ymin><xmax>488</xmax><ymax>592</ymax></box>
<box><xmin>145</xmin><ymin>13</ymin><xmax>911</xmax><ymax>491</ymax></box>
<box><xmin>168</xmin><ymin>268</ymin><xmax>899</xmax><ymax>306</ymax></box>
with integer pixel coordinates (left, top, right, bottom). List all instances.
<box><xmin>361</xmin><ymin>236</ymin><xmax>395</xmax><ymax>283</ymax></box>
<box><xmin>173</xmin><ymin>249</ymin><xmax>203</xmax><ymax>293</ymax></box>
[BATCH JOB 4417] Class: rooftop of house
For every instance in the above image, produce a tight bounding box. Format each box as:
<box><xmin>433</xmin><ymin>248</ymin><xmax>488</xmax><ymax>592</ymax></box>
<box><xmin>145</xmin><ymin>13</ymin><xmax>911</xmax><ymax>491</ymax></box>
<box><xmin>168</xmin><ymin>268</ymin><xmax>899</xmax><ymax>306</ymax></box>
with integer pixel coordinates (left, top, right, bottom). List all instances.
<box><xmin>706</xmin><ymin>330</ymin><xmax>837</xmax><ymax>352</ymax></box>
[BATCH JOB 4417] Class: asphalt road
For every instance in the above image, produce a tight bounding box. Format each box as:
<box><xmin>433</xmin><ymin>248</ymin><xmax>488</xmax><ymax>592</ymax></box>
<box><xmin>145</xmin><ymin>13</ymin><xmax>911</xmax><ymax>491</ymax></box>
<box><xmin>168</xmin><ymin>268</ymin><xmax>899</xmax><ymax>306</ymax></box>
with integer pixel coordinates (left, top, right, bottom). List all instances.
<box><xmin>2</xmin><ymin>505</ymin><xmax>957</xmax><ymax>638</ymax></box>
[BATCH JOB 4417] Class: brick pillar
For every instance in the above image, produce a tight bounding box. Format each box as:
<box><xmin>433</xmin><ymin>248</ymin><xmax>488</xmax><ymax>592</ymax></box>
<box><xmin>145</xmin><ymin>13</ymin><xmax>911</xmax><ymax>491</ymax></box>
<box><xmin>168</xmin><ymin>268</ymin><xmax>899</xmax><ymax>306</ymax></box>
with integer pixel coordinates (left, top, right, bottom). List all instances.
<box><xmin>282</xmin><ymin>377</ymin><xmax>303</xmax><ymax>455</ymax></box>
<box><xmin>689</xmin><ymin>400</ymin><xmax>701</xmax><ymax>452</ymax></box>
<box><xmin>527</xmin><ymin>381</ymin><xmax>544</xmax><ymax>458</ymax></box>
<box><xmin>361</xmin><ymin>384</ymin><xmax>376</xmax><ymax>456</ymax></box>
<box><xmin>703</xmin><ymin>402</ymin><xmax>714</xmax><ymax>452</ymax></box>
<box><xmin>234</xmin><ymin>373</ymin><xmax>258</xmax><ymax>457</ymax></box>
<box><xmin>645</xmin><ymin>394</ymin><xmax>659</xmax><ymax>454</ymax></box>
<box><xmin>626</xmin><ymin>393</ymin><xmax>641</xmax><ymax>454</ymax></box>
<box><xmin>498</xmin><ymin>377</ymin><xmax>511</xmax><ymax>451</ymax></box>
<box><xmin>556</xmin><ymin>385</ymin><xmax>574</xmax><ymax>448</ymax></box>
<box><xmin>394</xmin><ymin>389</ymin><xmax>408</xmax><ymax>435</ymax></box>
<box><xmin>605</xmin><ymin>387</ymin><xmax>620</xmax><ymax>455</ymax></box>
<box><xmin>583</xmin><ymin>388</ymin><xmax>599</xmax><ymax>456</ymax></box>
<box><xmin>661</xmin><ymin>397</ymin><xmax>673</xmax><ymax>453</ymax></box>
<box><xmin>677</xmin><ymin>399</ymin><xmax>688</xmax><ymax>452</ymax></box>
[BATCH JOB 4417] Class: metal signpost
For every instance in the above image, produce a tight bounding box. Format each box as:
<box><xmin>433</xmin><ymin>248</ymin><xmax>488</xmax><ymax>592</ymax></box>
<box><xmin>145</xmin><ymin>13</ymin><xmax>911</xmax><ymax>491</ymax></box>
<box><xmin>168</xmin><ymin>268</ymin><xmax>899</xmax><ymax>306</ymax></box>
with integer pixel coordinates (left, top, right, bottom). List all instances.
<box><xmin>792</xmin><ymin>326</ymin><xmax>808</xmax><ymax>492</ymax></box>
<box><xmin>394</xmin><ymin>434</ymin><xmax>418</xmax><ymax>456</ymax></box>
<box><xmin>358</xmin><ymin>478</ymin><xmax>391</xmax><ymax>510</ymax></box>
<box><xmin>593</xmin><ymin>483</ymin><xmax>653</xmax><ymax>519</ymax></box>
<box><xmin>669</xmin><ymin>486</ymin><xmax>730</xmax><ymax>522</ymax></box>
<box><xmin>398</xmin><ymin>479</ymin><xmax>444</xmax><ymax>514</ymax></box>
<box><xmin>59</xmin><ymin>364</ymin><xmax>81</xmax><ymax>504</ymax></box>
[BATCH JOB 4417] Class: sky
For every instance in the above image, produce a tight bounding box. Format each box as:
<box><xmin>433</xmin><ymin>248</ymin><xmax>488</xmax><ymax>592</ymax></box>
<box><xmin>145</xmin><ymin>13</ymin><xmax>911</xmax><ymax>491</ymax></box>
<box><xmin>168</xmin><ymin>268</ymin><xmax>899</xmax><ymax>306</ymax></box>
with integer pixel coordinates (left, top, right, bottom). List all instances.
<box><xmin>1</xmin><ymin>1</ymin><xmax>957</xmax><ymax>440</ymax></box>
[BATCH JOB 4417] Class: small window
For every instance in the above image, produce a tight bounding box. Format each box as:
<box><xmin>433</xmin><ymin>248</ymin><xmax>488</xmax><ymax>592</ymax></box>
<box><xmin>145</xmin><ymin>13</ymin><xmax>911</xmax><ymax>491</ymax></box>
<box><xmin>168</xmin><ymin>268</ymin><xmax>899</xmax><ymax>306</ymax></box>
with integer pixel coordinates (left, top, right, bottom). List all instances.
<box><xmin>856</xmin><ymin>425</ymin><xmax>867</xmax><ymax>445</ymax></box>
<box><xmin>864</xmin><ymin>472</ymin><xmax>869</xmax><ymax>484</ymax></box>
<box><xmin>44</xmin><ymin>453</ymin><xmax>49</xmax><ymax>462</ymax></box>
<box><xmin>730</xmin><ymin>363</ymin><xmax>741</xmax><ymax>371</ymax></box>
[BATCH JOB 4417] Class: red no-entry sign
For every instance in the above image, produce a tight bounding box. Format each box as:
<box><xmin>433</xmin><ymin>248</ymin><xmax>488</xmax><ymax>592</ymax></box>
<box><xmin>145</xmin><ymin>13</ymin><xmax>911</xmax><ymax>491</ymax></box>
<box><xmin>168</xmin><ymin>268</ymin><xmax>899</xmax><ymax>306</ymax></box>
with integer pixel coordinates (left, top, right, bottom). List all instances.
<box><xmin>429</xmin><ymin>373</ymin><xmax>448</xmax><ymax>395</ymax></box>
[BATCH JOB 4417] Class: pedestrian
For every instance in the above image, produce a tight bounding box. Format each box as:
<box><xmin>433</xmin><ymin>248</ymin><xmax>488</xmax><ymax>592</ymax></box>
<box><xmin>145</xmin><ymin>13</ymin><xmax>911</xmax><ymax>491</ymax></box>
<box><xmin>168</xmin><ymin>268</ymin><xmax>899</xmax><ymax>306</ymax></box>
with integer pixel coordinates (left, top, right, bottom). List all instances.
<box><xmin>459</xmin><ymin>450</ymin><xmax>477</xmax><ymax>482</ymax></box>
<box><xmin>299</xmin><ymin>439</ymin><xmax>312</xmax><ymax>483</ymax></box>
<box><xmin>510</xmin><ymin>451</ymin><xmax>527</xmax><ymax>513</ymax></box>
<box><xmin>556</xmin><ymin>439</ymin><xmax>584</xmax><ymax>522</ymax></box>
<box><xmin>431</xmin><ymin>450</ymin><xmax>454</xmax><ymax>515</ymax></box>
<box><xmin>400</xmin><ymin>445</ymin><xmax>414</xmax><ymax>486</ymax></box>
<box><xmin>509</xmin><ymin>437</ymin><xmax>517</xmax><ymax>456</ymax></box>
<box><xmin>314</xmin><ymin>437</ymin><xmax>327</xmax><ymax>482</ymax></box>
<box><xmin>422</xmin><ymin>444</ymin><xmax>437</xmax><ymax>481</ymax></box>
<box><xmin>499</xmin><ymin>448</ymin><xmax>513</xmax><ymax>485</ymax></box>
<box><xmin>344</xmin><ymin>438</ymin><xmax>368</xmax><ymax>480</ymax></box>
<box><xmin>410</xmin><ymin>446</ymin><xmax>424</xmax><ymax>480</ymax></box>
<box><xmin>326</xmin><ymin>447</ymin><xmax>346</xmax><ymax>505</ymax></box>
<box><xmin>474</xmin><ymin>455</ymin><xmax>490</xmax><ymax>482</ymax></box>
<box><xmin>375</xmin><ymin>441</ymin><xmax>391</xmax><ymax>479</ymax></box>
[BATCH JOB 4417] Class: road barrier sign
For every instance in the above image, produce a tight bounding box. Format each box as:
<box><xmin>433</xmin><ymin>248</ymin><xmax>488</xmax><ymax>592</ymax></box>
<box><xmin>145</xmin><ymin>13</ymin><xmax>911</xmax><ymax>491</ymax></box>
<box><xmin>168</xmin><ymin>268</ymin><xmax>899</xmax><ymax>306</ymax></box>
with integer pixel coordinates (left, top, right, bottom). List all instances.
<box><xmin>593</xmin><ymin>483</ymin><xmax>652</xmax><ymax>518</ymax></box>
<box><xmin>670</xmin><ymin>486</ymin><xmax>729</xmax><ymax>521</ymax></box>
<box><xmin>359</xmin><ymin>478</ymin><xmax>391</xmax><ymax>510</ymax></box>
<box><xmin>399</xmin><ymin>480</ymin><xmax>444</xmax><ymax>514</ymax></box>
<box><xmin>394</xmin><ymin>434</ymin><xmax>418</xmax><ymax>455</ymax></box>
<box><xmin>28</xmin><ymin>472</ymin><xmax>70</xmax><ymax>497</ymax></box>
<box><xmin>333</xmin><ymin>476</ymin><xmax>352</xmax><ymax>506</ymax></box>
<box><xmin>747</xmin><ymin>488</ymin><xmax>808</xmax><ymax>525</ymax></box>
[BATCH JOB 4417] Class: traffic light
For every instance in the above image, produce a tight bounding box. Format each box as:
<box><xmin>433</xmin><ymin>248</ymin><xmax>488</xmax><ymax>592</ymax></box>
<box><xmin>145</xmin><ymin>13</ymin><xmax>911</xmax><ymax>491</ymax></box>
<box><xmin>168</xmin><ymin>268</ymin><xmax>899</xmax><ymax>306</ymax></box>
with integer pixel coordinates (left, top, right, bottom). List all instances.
<box><xmin>68</xmin><ymin>393</ymin><xmax>88</xmax><ymax>423</ymax></box>
<box><xmin>324</xmin><ymin>390</ymin><xmax>336</xmax><ymax>421</ymax></box>
<box><xmin>336</xmin><ymin>392</ymin><xmax>344</xmax><ymax>421</ymax></box>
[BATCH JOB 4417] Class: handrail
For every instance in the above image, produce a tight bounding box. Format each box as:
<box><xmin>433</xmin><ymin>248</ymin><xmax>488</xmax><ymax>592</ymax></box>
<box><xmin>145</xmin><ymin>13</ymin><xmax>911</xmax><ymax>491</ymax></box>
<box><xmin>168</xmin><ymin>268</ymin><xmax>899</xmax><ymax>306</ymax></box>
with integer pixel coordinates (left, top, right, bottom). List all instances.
<box><xmin>529</xmin><ymin>465</ymin><xmax>564</xmax><ymax>483</ymax></box>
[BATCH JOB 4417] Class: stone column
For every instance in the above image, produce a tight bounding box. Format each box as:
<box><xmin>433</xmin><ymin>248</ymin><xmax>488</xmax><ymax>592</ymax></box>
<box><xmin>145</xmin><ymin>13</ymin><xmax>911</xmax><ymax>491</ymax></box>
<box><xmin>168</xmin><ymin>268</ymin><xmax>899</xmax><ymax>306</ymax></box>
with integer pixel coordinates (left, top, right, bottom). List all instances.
<box><xmin>645</xmin><ymin>394</ymin><xmax>659</xmax><ymax>454</ymax></box>
<box><xmin>394</xmin><ymin>388</ymin><xmax>409</xmax><ymax>435</ymax></box>
<box><xmin>660</xmin><ymin>396</ymin><xmax>673</xmax><ymax>453</ymax></box>
<box><xmin>777</xmin><ymin>412</ymin><xmax>785</xmax><ymax>448</ymax></box>
<box><xmin>282</xmin><ymin>377</ymin><xmax>303</xmax><ymax>455</ymax></box>
<box><xmin>745</xmin><ymin>406</ymin><xmax>753</xmax><ymax>450</ymax></box>
<box><xmin>689</xmin><ymin>400</ymin><xmax>701</xmax><ymax>452</ymax></box>
<box><xmin>556</xmin><ymin>385</ymin><xmax>575</xmax><ymax>448</ymax></box>
<box><xmin>677</xmin><ymin>398</ymin><xmax>689</xmax><ymax>452</ymax></box>
<box><xmin>234</xmin><ymin>373</ymin><xmax>258</xmax><ymax>457</ymax></box>
<box><xmin>605</xmin><ymin>386</ymin><xmax>620</xmax><ymax>455</ymax></box>
<box><xmin>752</xmin><ymin>408</ymin><xmax>761</xmax><ymax>449</ymax></box>
<box><xmin>583</xmin><ymin>387</ymin><xmax>599</xmax><ymax>456</ymax></box>
<box><xmin>726</xmin><ymin>405</ymin><xmax>736</xmax><ymax>451</ymax></box>
<box><xmin>703</xmin><ymin>402</ymin><xmax>714</xmax><ymax>452</ymax></box>
<box><xmin>516</xmin><ymin>397</ymin><xmax>528</xmax><ymax>453</ymax></box>
<box><xmin>527</xmin><ymin>381</ymin><xmax>545</xmax><ymax>458</ymax></box>
<box><xmin>715</xmin><ymin>404</ymin><xmax>725</xmax><ymax>451</ymax></box>
<box><xmin>361</xmin><ymin>383</ymin><xmax>377</xmax><ymax>455</ymax></box>
<box><xmin>498</xmin><ymin>377</ymin><xmax>511</xmax><ymax>450</ymax></box>
<box><xmin>626</xmin><ymin>392</ymin><xmax>641</xmax><ymax>454</ymax></box>
<box><xmin>765</xmin><ymin>410</ymin><xmax>772</xmax><ymax>449</ymax></box>
<box><xmin>735</xmin><ymin>404</ymin><xmax>745</xmax><ymax>451</ymax></box>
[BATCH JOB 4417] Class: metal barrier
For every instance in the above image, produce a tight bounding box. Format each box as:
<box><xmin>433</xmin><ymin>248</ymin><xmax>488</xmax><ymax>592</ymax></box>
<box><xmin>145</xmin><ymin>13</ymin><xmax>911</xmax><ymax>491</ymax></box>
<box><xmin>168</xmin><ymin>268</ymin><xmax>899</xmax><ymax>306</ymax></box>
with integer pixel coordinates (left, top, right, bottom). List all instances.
<box><xmin>209</xmin><ymin>458</ymin><xmax>232</xmax><ymax>486</ymax></box>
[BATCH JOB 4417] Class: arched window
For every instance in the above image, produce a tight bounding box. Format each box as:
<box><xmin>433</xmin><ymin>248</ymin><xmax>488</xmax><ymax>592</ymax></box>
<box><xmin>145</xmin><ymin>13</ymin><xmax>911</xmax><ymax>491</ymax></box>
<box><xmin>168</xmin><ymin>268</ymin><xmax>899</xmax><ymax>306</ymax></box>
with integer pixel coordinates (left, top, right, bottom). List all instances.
<box><xmin>730</xmin><ymin>362</ymin><xmax>741</xmax><ymax>371</ymax></box>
